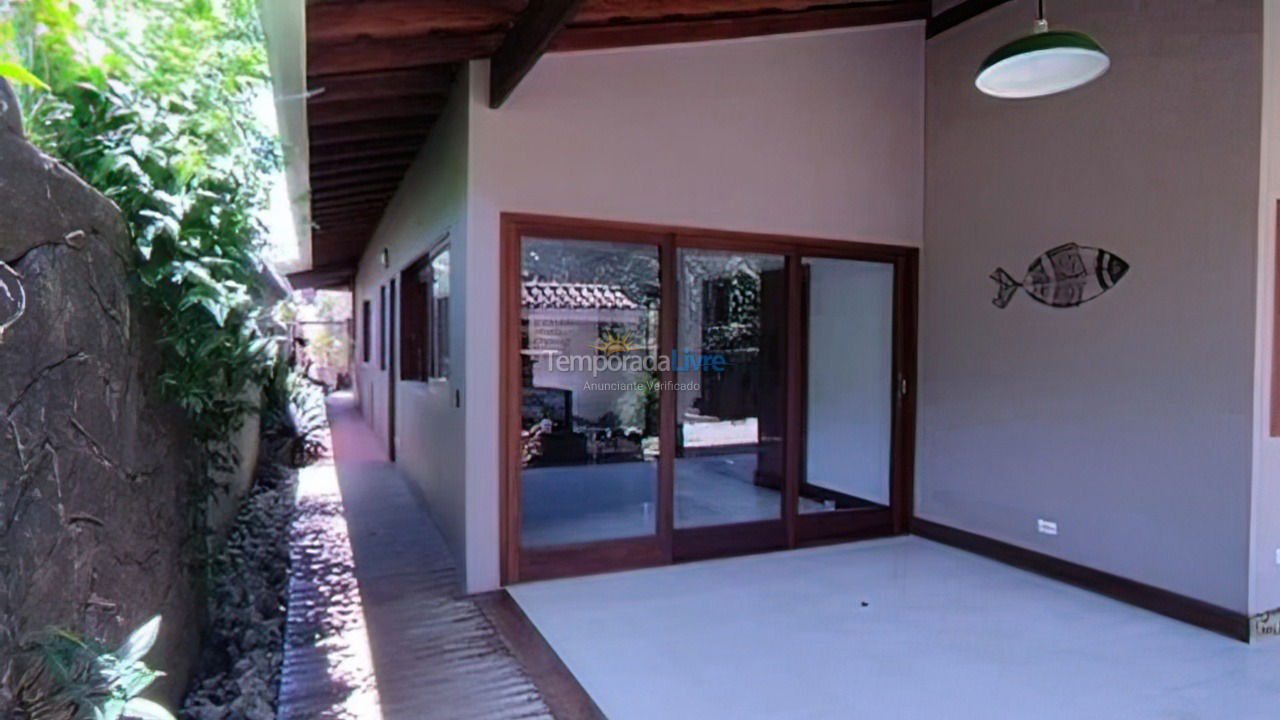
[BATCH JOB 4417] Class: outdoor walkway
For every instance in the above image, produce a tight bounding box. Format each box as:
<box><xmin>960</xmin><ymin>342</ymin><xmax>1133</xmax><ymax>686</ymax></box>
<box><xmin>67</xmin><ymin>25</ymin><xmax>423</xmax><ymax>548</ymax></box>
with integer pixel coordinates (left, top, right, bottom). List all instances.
<box><xmin>280</xmin><ymin>393</ymin><xmax>553</xmax><ymax>720</ymax></box>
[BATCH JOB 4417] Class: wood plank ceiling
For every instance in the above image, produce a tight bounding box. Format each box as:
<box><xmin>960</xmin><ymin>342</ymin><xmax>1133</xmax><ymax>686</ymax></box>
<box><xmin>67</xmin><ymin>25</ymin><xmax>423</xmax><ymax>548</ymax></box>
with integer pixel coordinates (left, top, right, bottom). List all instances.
<box><xmin>300</xmin><ymin>0</ymin><xmax>929</xmax><ymax>288</ymax></box>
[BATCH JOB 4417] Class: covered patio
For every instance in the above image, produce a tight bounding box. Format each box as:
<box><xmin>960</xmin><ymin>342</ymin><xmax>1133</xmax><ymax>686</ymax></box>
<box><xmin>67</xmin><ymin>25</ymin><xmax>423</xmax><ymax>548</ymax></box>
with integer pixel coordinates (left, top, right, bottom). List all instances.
<box><xmin>316</xmin><ymin>391</ymin><xmax>1280</xmax><ymax>719</ymax></box>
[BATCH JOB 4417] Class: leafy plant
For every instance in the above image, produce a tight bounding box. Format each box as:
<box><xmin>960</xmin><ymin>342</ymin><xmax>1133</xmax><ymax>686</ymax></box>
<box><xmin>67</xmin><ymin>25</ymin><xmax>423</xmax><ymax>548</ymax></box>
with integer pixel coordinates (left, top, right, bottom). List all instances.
<box><xmin>263</xmin><ymin>360</ymin><xmax>329</xmax><ymax>468</ymax></box>
<box><xmin>1</xmin><ymin>0</ymin><xmax>284</xmax><ymax>538</ymax></box>
<box><xmin>14</xmin><ymin>616</ymin><xmax>175</xmax><ymax>720</ymax></box>
<box><xmin>0</xmin><ymin>60</ymin><xmax>47</xmax><ymax>89</ymax></box>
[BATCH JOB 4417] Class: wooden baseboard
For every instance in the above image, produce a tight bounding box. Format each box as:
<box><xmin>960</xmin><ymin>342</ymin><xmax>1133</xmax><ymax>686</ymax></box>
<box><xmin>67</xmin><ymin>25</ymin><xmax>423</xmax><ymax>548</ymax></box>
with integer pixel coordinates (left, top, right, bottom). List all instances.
<box><xmin>474</xmin><ymin>590</ymin><xmax>607</xmax><ymax>719</ymax></box>
<box><xmin>911</xmin><ymin>517</ymin><xmax>1250</xmax><ymax>642</ymax></box>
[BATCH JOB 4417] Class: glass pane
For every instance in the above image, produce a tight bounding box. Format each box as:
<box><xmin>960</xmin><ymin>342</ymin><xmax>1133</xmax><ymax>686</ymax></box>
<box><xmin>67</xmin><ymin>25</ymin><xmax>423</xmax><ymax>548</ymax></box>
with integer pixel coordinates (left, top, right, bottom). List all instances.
<box><xmin>520</xmin><ymin>237</ymin><xmax>661</xmax><ymax>548</ymax></box>
<box><xmin>675</xmin><ymin>249</ymin><xmax>787</xmax><ymax>528</ymax></box>
<box><xmin>800</xmin><ymin>257</ymin><xmax>894</xmax><ymax>513</ymax></box>
<box><xmin>430</xmin><ymin>248</ymin><xmax>450</xmax><ymax>378</ymax></box>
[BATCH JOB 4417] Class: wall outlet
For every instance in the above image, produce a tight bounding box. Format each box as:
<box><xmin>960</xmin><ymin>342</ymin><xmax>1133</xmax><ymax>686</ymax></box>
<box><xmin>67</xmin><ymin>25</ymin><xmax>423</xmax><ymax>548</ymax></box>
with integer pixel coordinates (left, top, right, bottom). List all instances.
<box><xmin>1274</xmin><ymin>548</ymin><xmax>1280</xmax><ymax>566</ymax></box>
<box><xmin>1037</xmin><ymin>519</ymin><xmax>1058</xmax><ymax>536</ymax></box>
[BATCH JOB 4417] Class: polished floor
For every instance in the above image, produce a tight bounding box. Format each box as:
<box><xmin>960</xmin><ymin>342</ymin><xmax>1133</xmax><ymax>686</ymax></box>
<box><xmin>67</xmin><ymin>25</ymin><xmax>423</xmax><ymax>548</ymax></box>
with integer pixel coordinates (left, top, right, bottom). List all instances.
<box><xmin>510</xmin><ymin>537</ymin><xmax>1280</xmax><ymax>720</ymax></box>
<box><xmin>522</xmin><ymin>453</ymin><xmax>827</xmax><ymax>547</ymax></box>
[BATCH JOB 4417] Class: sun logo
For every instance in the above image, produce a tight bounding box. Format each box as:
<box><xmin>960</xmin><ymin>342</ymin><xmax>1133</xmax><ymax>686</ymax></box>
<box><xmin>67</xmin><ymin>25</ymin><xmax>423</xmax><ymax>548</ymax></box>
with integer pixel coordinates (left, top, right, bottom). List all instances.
<box><xmin>591</xmin><ymin>330</ymin><xmax>638</xmax><ymax>355</ymax></box>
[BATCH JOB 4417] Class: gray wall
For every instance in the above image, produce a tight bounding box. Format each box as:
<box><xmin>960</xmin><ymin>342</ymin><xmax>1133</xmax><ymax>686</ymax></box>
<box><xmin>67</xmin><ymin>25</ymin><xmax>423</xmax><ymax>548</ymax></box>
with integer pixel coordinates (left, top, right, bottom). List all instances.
<box><xmin>920</xmin><ymin>0</ymin><xmax>1262</xmax><ymax>612</ymax></box>
<box><xmin>353</xmin><ymin>70</ymin><xmax>470</xmax><ymax>583</ymax></box>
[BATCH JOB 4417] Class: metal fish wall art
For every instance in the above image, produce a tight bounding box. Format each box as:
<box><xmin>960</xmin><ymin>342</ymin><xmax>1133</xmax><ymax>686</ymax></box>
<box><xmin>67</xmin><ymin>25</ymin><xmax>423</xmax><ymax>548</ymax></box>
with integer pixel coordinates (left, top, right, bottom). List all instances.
<box><xmin>991</xmin><ymin>243</ymin><xmax>1129</xmax><ymax>309</ymax></box>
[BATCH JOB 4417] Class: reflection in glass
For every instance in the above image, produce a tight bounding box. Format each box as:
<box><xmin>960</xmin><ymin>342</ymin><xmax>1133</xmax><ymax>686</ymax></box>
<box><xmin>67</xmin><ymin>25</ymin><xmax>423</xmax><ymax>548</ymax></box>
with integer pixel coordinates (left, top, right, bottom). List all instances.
<box><xmin>675</xmin><ymin>249</ymin><xmax>788</xmax><ymax>528</ymax></box>
<box><xmin>801</xmin><ymin>258</ymin><xmax>893</xmax><ymax>513</ymax></box>
<box><xmin>519</xmin><ymin>238</ymin><xmax>660</xmax><ymax>547</ymax></box>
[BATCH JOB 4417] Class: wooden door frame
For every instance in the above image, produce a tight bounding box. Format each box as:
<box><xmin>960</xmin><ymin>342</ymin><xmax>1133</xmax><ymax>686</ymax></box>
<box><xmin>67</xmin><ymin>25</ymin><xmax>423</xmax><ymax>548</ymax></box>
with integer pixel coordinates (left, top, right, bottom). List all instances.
<box><xmin>388</xmin><ymin>277</ymin><xmax>398</xmax><ymax>461</ymax></box>
<box><xmin>500</xmin><ymin>213</ymin><xmax>918</xmax><ymax>584</ymax></box>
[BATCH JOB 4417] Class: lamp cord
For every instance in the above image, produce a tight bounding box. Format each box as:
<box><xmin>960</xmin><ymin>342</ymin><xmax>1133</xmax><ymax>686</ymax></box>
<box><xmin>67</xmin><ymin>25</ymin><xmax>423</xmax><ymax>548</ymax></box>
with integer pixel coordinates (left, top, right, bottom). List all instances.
<box><xmin>1038</xmin><ymin>0</ymin><xmax>1045</xmax><ymax>20</ymax></box>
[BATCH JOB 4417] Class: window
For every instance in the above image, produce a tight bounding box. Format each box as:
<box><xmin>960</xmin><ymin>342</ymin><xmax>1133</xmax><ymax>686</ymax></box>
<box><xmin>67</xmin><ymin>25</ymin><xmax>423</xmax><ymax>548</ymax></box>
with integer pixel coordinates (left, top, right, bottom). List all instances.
<box><xmin>379</xmin><ymin>285</ymin><xmax>387</xmax><ymax>371</ymax></box>
<box><xmin>401</xmin><ymin>243</ymin><xmax>450</xmax><ymax>380</ymax></box>
<box><xmin>361</xmin><ymin>300</ymin><xmax>372</xmax><ymax>363</ymax></box>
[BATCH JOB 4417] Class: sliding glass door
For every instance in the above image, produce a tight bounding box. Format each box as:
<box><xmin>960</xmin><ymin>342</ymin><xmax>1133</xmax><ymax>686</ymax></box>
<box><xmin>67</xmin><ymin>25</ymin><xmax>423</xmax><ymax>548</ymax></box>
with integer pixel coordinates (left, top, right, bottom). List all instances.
<box><xmin>503</xmin><ymin>215</ymin><xmax>915</xmax><ymax>583</ymax></box>
<box><xmin>795</xmin><ymin>257</ymin><xmax>899</xmax><ymax>543</ymax></box>
<box><xmin>514</xmin><ymin>234</ymin><xmax>666</xmax><ymax>576</ymax></box>
<box><xmin>672</xmin><ymin>248</ymin><xmax>790</xmax><ymax>559</ymax></box>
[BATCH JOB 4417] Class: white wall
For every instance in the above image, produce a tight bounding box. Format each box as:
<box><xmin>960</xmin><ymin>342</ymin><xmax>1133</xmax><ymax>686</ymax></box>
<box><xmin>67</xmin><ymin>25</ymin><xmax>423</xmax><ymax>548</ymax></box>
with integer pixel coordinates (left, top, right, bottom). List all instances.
<box><xmin>922</xmin><ymin>0</ymin><xmax>1263</xmax><ymax>613</ymax></box>
<box><xmin>462</xmin><ymin>23</ymin><xmax>926</xmax><ymax>591</ymax></box>
<box><xmin>353</xmin><ymin>70</ymin><xmax>471</xmax><ymax>575</ymax></box>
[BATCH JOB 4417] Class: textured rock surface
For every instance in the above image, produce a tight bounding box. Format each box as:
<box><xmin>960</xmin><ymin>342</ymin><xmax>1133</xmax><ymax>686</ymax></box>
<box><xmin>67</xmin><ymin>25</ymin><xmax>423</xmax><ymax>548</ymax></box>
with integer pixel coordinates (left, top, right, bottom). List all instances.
<box><xmin>0</xmin><ymin>78</ymin><xmax>201</xmax><ymax>710</ymax></box>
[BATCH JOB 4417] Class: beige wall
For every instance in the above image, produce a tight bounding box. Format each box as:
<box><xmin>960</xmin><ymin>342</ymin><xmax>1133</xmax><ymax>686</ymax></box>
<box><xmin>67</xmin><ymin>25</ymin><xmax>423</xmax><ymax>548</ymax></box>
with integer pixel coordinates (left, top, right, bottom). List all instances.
<box><xmin>350</xmin><ymin>3</ymin><xmax>1275</xmax><ymax>612</ymax></box>
<box><xmin>921</xmin><ymin>0</ymin><xmax>1263</xmax><ymax>612</ymax></box>
<box><xmin>1251</xmin><ymin>0</ymin><xmax>1280</xmax><ymax>617</ymax></box>
<box><xmin>461</xmin><ymin>23</ymin><xmax>926</xmax><ymax>591</ymax></box>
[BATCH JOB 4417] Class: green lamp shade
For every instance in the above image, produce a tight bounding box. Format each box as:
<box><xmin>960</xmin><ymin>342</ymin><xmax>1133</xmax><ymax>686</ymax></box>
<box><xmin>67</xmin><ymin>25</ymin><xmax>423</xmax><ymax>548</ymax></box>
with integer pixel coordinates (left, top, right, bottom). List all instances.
<box><xmin>976</xmin><ymin>30</ymin><xmax>1110</xmax><ymax>99</ymax></box>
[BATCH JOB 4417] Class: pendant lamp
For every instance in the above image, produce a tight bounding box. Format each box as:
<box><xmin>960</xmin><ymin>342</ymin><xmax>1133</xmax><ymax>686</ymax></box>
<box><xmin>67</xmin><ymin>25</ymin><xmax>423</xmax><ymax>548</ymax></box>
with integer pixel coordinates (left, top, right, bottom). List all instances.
<box><xmin>976</xmin><ymin>0</ymin><xmax>1110</xmax><ymax>99</ymax></box>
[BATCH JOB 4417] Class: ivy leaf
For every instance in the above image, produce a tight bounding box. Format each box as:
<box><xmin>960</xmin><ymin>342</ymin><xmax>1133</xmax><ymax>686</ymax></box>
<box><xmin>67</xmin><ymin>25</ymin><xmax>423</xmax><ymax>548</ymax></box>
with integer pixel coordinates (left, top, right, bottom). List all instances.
<box><xmin>139</xmin><ymin>210</ymin><xmax>181</xmax><ymax>242</ymax></box>
<box><xmin>0</xmin><ymin>61</ymin><xmax>49</xmax><ymax>90</ymax></box>
<box><xmin>122</xmin><ymin>699</ymin><xmax>176</xmax><ymax>720</ymax></box>
<box><xmin>200</xmin><ymin>297</ymin><xmax>230</xmax><ymax>327</ymax></box>
<box><xmin>98</xmin><ymin>697</ymin><xmax>126</xmax><ymax>720</ymax></box>
<box><xmin>115</xmin><ymin>616</ymin><xmax>161</xmax><ymax>666</ymax></box>
<box><xmin>129</xmin><ymin>135</ymin><xmax>151</xmax><ymax>157</ymax></box>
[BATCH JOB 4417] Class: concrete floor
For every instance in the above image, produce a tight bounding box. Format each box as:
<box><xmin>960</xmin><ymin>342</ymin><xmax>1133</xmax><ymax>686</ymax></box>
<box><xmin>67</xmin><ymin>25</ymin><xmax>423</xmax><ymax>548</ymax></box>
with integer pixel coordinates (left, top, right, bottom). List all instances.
<box><xmin>510</xmin><ymin>537</ymin><xmax>1280</xmax><ymax>720</ymax></box>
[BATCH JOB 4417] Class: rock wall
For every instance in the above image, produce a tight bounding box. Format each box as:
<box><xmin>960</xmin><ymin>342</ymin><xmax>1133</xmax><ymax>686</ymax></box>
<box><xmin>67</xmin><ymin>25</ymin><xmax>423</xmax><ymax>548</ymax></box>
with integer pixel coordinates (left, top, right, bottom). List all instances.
<box><xmin>0</xmin><ymin>79</ymin><xmax>201</xmax><ymax>709</ymax></box>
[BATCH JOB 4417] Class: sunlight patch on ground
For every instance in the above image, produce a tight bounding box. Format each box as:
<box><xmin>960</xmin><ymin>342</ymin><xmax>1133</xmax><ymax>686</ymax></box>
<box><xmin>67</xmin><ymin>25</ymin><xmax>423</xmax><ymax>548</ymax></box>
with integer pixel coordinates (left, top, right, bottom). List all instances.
<box><xmin>278</xmin><ymin>460</ymin><xmax>383</xmax><ymax>720</ymax></box>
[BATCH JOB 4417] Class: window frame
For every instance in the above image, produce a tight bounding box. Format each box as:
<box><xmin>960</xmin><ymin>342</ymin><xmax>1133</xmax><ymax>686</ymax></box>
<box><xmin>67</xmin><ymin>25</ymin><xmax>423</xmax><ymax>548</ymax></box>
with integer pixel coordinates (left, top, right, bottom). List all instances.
<box><xmin>361</xmin><ymin>299</ymin><xmax>372</xmax><ymax>364</ymax></box>
<box><xmin>400</xmin><ymin>238</ymin><xmax>451</xmax><ymax>382</ymax></box>
<box><xmin>379</xmin><ymin>285</ymin><xmax>387</xmax><ymax>371</ymax></box>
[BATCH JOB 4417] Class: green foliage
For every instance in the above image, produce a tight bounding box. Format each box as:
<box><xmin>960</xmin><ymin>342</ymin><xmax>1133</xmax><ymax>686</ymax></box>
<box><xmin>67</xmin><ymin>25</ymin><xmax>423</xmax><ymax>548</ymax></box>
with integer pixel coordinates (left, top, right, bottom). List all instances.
<box><xmin>0</xmin><ymin>60</ymin><xmax>47</xmax><ymax>89</ymax></box>
<box><xmin>1</xmin><ymin>0</ymin><xmax>282</xmax><ymax>509</ymax></box>
<box><xmin>15</xmin><ymin>617</ymin><xmax>175</xmax><ymax>720</ymax></box>
<box><xmin>262</xmin><ymin>361</ymin><xmax>329</xmax><ymax>468</ymax></box>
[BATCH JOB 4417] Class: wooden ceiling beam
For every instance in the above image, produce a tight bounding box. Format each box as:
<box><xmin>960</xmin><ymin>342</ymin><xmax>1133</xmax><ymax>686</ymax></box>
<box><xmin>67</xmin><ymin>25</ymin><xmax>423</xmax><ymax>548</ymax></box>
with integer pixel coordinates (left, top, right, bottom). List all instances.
<box><xmin>309</xmin><ymin>202</ymin><xmax>389</xmax><ymax>215</ymax></box>
<box><xmin>553</xmin><ymin>1</ymin><xmax>930</xmax><ymax>52</ymax></box>
<box><xmin>312</xmin><ymin>221</ymin><xmax>382</xmax><ymax>233</ymax></box>
<box><xmin>308</xmin><ymin>95</ymin><xmax>447</xmax><ymax>126</ymax></box>
<box><xmin>311</xmin><ymin>157</ymin><xmax>416</xmax><ymax>180</ymax></box>
<box><xmin>288</xmin><ymin>263</ymin><xmax>358</xmax><ymax>290</ymax></box>
<box><xmin>489</xmin><ymin>0</ymin><xmax>585</xmax><ymax>108</ymax></box>
<box><xmin>308</xmin><ymin>0</ymin><xmax>525</xmax><ymax>43</ymax></box>
<box><xmin>312</xmin><ymin>216</ymin><xmax>384</xmax><ymax>229</ymax></box>
<box><xmin>573</xmin><ymin>0</ymin><xmax>883</xmax><ymax>24</ymax></box>
<box><xmin>313</xmin><ymin>186</ymin><xmax>403</xmax><ymax>204</ymax></box>
<box><xmin>311</xmin><ymin>222</ymin><xmax>382</xmax><ymax>236</ymax></box>
<box><xmin>312</xmin><ymin>205</ymin><xmax>385</xmax><ymax>218</ymax></box>
<box><xmin>309</xmin><ymin>118</ymin><xmax>431</xmax><ymax>147</ymax></box>
<box><xmin>312</xmin><ymin>228</ymin><xmax>380</xmax><ymax>241</ymax></box>
<box><xmin>311</xmin><ymin>168</ymin><xmax>410</xmax><ymax>187</ymax></box>
<box><xmin>307</xmin><ymin>67</ymin><xmax>456</xmax><ymax>104</ymax></box>
<box><xmin>925</xmin><ymin>0</ymin><xmax>1013</xmax><ymax>38</ymax></box>
<box><xmin>308</xmin><ymin>33</ymin><xmax>503</xmax><ymax>75</ymax></box>
<box><xmin>312</xmin><ymin>192</ymin><xmax>396</xmax><ymax>209</ymax></box>
<box><xmin>310</xmin><ymin>137</ymin><xmax>430</xmax><ymax>163</ymax></box>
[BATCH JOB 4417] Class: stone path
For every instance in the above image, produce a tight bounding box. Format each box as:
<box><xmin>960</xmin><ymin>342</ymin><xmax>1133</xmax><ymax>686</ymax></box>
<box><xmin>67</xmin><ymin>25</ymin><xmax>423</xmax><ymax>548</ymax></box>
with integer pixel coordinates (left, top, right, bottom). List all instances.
<box><xmin>277</xmin><ymin>393</ymin><xmax>553</xmax><ymax>720</ymax></box>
